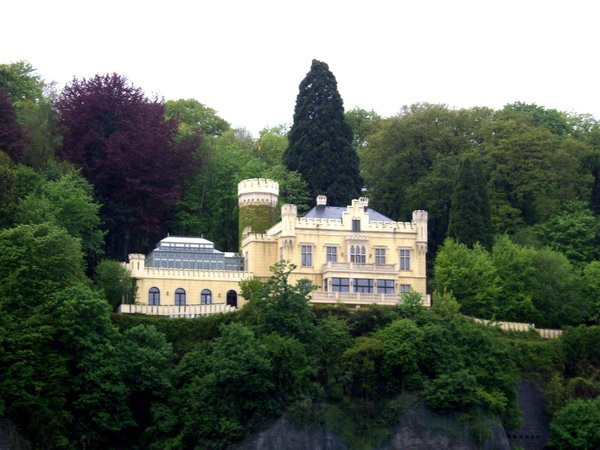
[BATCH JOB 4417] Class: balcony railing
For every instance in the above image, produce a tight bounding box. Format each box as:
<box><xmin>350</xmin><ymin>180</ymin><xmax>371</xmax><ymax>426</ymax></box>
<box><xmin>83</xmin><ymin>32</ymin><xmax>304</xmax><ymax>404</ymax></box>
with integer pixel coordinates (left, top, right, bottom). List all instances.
<box><xmin>322</xmin><ymin>262</ymin><xmax>396</xmax><ymax>273</ymax></box>
<box><xmin>310</xmin><ymin>291</ymin><xmax>400</xmax><ymax>305</ymax></box>
<box><xmin>310</xmin><ymin>291</ymin><xmax>431</xmax><ymax>307</ymax></box>
<box><xmin>118</xmin><ymin>303</ymin><xmax>236</xmax><ymax>318</ymax></box>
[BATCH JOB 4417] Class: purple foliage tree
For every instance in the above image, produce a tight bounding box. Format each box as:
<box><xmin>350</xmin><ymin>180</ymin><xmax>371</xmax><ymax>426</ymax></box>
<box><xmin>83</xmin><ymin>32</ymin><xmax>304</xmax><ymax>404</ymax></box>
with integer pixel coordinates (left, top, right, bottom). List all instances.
<box><xmin>57</xmin><ymin>74</ymin><xmax>200</xmax><ymax>258</ymax></box>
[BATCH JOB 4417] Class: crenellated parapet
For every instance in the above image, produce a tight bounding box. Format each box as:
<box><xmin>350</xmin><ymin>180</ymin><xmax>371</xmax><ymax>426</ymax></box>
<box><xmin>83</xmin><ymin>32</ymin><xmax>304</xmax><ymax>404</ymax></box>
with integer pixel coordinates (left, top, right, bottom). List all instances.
<box><xmin>412</xmin><ymin>210</ymin><xmax>428</xmax><ymax>253</ymax></box>
<box><xmin>237</xmin><ymin>178</ymin><xmax>279</xmax><ymax>206</ymax></box>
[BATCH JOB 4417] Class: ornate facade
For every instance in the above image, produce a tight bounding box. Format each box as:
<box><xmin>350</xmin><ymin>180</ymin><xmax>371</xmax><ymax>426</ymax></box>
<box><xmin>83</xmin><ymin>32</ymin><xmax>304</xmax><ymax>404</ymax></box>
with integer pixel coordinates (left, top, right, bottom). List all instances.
<box><xmin>122</xmin><ymin>178</ymin><xmax>429</xmax><ymax>316</ymax></box>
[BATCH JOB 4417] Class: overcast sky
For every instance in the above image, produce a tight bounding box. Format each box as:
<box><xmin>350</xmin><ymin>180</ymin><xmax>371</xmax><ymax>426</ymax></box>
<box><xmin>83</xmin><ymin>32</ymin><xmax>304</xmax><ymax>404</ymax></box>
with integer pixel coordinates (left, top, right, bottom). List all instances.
<box><xmin>2</xmin><ymin>0</ymin><xmax>599</xmax><ymax>136</ymax></box>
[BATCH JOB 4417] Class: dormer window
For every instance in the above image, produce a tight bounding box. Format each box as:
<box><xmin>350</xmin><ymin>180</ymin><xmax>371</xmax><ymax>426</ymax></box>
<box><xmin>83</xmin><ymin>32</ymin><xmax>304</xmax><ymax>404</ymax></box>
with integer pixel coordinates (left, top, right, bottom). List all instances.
<box><xmin>352</xmin><ymin>219</ymin><xmax>360</xmax><ymax>232</ymax></box>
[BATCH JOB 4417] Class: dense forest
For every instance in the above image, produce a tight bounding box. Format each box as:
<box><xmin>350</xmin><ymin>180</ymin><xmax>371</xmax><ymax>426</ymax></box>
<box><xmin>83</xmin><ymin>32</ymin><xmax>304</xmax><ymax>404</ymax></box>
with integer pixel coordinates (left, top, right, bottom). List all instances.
<box><xmin>1</xmin><ymin>60</ymin><xmax>600</xmax><ymax>448</ymax></box>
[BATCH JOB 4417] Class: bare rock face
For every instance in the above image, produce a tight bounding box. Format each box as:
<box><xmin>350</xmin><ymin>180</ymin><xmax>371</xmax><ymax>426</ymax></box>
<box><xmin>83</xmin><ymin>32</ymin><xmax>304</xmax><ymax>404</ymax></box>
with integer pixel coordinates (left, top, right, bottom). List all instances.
<box><xmin>233</xmin><ymin>417</ymin><xmax>347</xmax><ymax>450</ymax></box>
<box><xmin>0</xmin><ymin>418</ymin><xmax>32</xmax><ymax>450</ymax></box>
<box><xmin>235</xmin><ymin>396</ymin><xmax>510</xmax><ymax>450</ymax></box>
<box><xmin>506</xmin><ymin>380</ymin><xmax>551</xmax><ymax>450</ymax></box>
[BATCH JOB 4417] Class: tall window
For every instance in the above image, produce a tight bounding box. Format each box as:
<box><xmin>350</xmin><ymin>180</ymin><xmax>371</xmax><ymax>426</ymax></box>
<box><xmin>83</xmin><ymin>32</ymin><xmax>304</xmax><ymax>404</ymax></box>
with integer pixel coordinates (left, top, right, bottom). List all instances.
<box><xmin>332</xmin><ymin>277</ymin><xmax>350</xmax><ymax>292</ymax></box>
<box><xmin>175</xmin><ymin>288</ymin><xmax>186</xmax><ymax>306</ymax></box>
<box><xmin>377</xmin><ymin>279</ymin><xmax>394</xmax><ymax>294</ymax></box>
<box><xmin>326</xmin><ymin>246</ymin><xmax>337</xmax><ymax>262</ymax></box>
<box><xmin>375</xmin><ymin>248</ymin><xmax>386</xmax><ymax>265</ymax></box>
<box><xmin>351</xmin><ymin>245</ymin><xmax>366</xmax><ymax>263</ymax></box>
<box><xmin>352</xmin><ymin>219</ymin><xmax>361</xmax><ymax>232</ymax></box>
<box><xmin>400</xmin><ymin>284</ymin><xmax>412</xmax><ymax>293</ymax></box>
<box><xmin>400</xmin><ymin>249</ymin><xmax>411</xmax><ymax>270</ymax></box>
<box><xmin>149</xmin><ymin>287</ymin><xmax>160</xmax><ymax>305</ymax></box>
<box><xmin>301</xmin><ymin>245</ymin><xmax>312</xmax><ymax>266</ymax></box>
<box><xmin>201</xmin><ymin>289</ymin><xmax>212</xmax><ymax>305</ymax></box>
<box><xmin>354</xmin><ymin>278</ymin><xmax>373</xmax><ymax>293</ymax></box>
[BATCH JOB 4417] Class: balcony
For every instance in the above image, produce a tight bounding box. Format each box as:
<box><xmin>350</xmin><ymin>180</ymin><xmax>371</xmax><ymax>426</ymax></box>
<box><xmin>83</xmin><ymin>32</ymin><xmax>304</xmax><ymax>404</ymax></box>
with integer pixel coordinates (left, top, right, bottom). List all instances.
<box><xmin>322</xmin><ymin>262</ymin><xmax>396</xmax><ymax>274</ymax></box>
<box><xmin>118</xmin><ymin>303</ymin><xmax>236</xmax><ymax>318</ymax></box>
<box><xmin>310</xmin><ymin>291</ymin><xmax>400</xmax><ymax>305</ymax></box>
<box><xmin>310</xmin><ymin>291</ymin><xmax>431</xmax><ymax>307</ymax></box>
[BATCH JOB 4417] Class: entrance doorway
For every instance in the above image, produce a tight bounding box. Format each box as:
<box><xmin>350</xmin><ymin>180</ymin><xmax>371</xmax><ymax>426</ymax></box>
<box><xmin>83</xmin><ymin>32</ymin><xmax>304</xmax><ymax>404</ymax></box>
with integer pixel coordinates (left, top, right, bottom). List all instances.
<box><xmin>226</xmin><ymin>290</ymin><xmax>238</xmax><ymax>308</ymax></box>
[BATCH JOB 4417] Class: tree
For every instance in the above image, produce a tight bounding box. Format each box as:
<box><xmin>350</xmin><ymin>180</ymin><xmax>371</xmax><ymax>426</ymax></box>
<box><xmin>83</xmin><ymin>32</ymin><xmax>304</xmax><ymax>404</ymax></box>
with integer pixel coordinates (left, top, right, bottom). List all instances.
<box><xmin>0</xmin><ymin>151</ymin><xmax>16</xmax><ymax>228</ymax></box>
<box><xmin>361</xmin><ymin>105</ymin><xmax>491</xmax><ymax>262</ymax></box>
<box><xmin>284</xmin><ymin>60</ymin><xmax>362</xmax><ymax>206</ymax></box>
<box><xmin>434</xmin><ymin>238</ymin><xmax>501</xmax><ymax>318</ymax></box>
<box><xmin>165</xmin><ymin>98</ymin><xmax>230</xmax><ymax>139</ymax></box>
<box><xmin>549</xmin><ymin>397</ymin><xmax>600</xmax><ymax>449</ymax></box>
<box><xmin>15</xmin><ymin>172</ymin><xmax>105</xmax><ymax>265</ymax></box>
<box><xmin>447</xmin><ymin>156</ymin><xmax>493</xmax><ymax>248</ymax></box>
<box><xmin>345</xmin><ymin>107</ymin><xmax>382</xmax><ymax>151</ymax></box>
<box><xmin>477</xmin><ymin>112</ymin><xmax>558</xmax><ymax>230</ymax></box>
<box><xmin>0</xmin><ymin>61</ymin><xmax>45</xmax><ymax>106</ymax></box>
<box><xmin>0</xmin><ymin>223</ymin><xmax>85</xmax><ymax>308</ymax></box>
<box><xmin>240</xmin><ymin>261</ymin><xmax>316</xmax><ymax>343</ymax></box>
<box><xmin>0</xmin><ymin>88</ymin><xmax>26</xmax><ymax>162</ymax></box>
<box><xmin>94</xmin><ymin>259</ymin><xmax>135</xmax><ymax>310</ymax></box>
<box><xmin>57</xmin><ymin>74</ymin><xmax>199</xmax><ymax>258</ymax></box>
<box><xmin>533</xmin><ymin>201</ymin><xmax>600</xmax><ymax>265</ymax></box>
<box><xmin>255</xmin><ymin>125</ymin><xmax>288</xmax><ymax>165</ymax></box>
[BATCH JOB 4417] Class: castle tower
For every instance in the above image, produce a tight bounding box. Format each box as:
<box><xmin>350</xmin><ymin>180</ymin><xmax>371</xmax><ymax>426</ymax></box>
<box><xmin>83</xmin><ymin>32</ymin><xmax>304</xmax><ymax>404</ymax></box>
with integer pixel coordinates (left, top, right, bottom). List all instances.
<box><xmin>237</xmin><ymin>178</ymin><xmax>279</xmax><ymax>247</ymax></box>
<box><xmin>412</xmin><ymin>210</ymin><xmax>428</xmax><ymax>254</ymax></box>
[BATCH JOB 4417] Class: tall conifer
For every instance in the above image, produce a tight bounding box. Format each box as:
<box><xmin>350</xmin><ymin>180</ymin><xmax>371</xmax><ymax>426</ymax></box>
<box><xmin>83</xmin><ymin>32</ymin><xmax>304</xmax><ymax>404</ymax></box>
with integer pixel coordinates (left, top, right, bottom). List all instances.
<box><xmin>284</xmin><ymin>60</ymin><xmax>362</xmax><ymax>206</ymax></box>
<box><xmin>447</xmin><ymin>156</ymin><xmax>493</xmax><ymax>248</ymax></box>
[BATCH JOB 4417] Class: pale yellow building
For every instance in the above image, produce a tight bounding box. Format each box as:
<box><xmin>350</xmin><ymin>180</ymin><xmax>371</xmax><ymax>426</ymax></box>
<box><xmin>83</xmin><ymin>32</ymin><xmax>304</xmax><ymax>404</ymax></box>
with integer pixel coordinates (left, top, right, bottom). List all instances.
<box><xmin>121</xmin><ymin>178</ymin><xmax>429</xmax><ymax>317</ymax></box>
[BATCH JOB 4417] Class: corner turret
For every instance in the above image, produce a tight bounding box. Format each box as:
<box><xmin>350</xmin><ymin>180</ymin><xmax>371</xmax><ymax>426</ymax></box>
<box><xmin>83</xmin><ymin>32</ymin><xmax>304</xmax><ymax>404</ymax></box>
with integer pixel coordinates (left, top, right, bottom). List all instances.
<box><xmin>237</xmin><ymin>178</ymin><xmax>279</xmax><ymax>247</ymax></box>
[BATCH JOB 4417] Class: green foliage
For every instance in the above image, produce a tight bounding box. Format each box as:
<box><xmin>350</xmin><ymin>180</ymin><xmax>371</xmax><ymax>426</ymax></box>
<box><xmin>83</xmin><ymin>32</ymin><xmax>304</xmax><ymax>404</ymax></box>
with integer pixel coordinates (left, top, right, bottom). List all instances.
<box><xmin>478</xmin><ymin>112</ymin><xmax>558</xmax><ymax>229</ymax></box>
<box><xmin>431</xmin><ymin>289</ymin><xmax>460</xmax><ymax>318</ymax></box>
<box><xmin>549</xmin><ymin>397</ymin><xmax>600</xmax><ymax>449</ymax></box>
<box><xmin>240</xmin><ymin>261</ymin><xmax>316</xmax><ymax>342</ymax></box>
<box><xmin>239</xmin><ymin>203</ymin><xmax>277</xmax><ymax>242</ymax></box>
<box><xmin>94</xmin><ymin>259</ymin><xmax>135</xmax><ymax>310</ymax></box>
<box><xmin>581</xmin><ymin>262</ymin><xmax>600</xmax><ymax>322</ymax></box>
<box><xmin>284</xmin><ymin>59</ymin><xmax>362</xmax><ymax>206</ymax></box>
<box><xmin>15</xmin><ymin>172</ymin><xmax>104</xmax><ymax>264</ymax></box>
<box><xmin>376</xmin><ymin>319</ymin><xmax>424</xmax><ymax>392</ymax></box>
<box><xmin>533</xmin><ymin>201</ymin><xmax>600</xmax><ymax>265</ymax></box>
<box><xmin>0</xmin><ymin>151</ymin><xmax>16</xmax><ymax>228</ymax></box>
<box><xmin>0</xmin><ymin>61</ymin><xmax>45</xmax><ymax>106</ymax></box>
<box><xmin>447</xmin><ymin>156</ymin><xmax>493</xmax><ymax>248</ymax></box>
<box><xmin>434</xmin><ymin>238</ymin><xmax>501</xmax><ymax>318</ymax></box>
<box><xmin>345</xmin><ymin>107</ymin><xmax>382</xmax><ymax>150</ymax></box>
<box><xmin>165</xmin><ymin>98</ymin><xmax>230</xmax><ymax>138</ymax></box>
<box><xmin>435</xmin><ymin>237</ymin><xmax>587</xmax><ymax>327</ymax></box>
<box><xmin>0</xmin><ymin>223</ymin><xmax>85</xmax><ymax>306</ymax></box>
<box><xmin>255</xmin><ymin>125</ymin><xmax>288</xmax><ymax>165</ymax></box>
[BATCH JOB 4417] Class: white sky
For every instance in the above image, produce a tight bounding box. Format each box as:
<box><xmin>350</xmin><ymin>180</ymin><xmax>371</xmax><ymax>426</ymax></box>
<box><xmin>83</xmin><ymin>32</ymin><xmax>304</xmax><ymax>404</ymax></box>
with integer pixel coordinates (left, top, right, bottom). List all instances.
<box><xmin>2</xmin><ymin>0</ymin><xmax>599</xmax><ymax>136</ymax></box>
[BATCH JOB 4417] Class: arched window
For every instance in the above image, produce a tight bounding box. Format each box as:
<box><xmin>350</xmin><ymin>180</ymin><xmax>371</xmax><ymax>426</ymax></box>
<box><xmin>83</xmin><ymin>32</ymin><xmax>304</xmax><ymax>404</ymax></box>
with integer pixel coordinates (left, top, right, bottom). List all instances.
<box><xmin>201</xmin><ymin>289</ymin><xmax>212</xmax><ymax>305</ymax></box>
<box><xmin>149</xmin><ymin>287</ymin><xmax>160</xmax><ymax>305</ymax></box>
<box><xmin>175</xmin><ymin>288</ymin><xmax>186</xmax><ymax>306</ymax></box>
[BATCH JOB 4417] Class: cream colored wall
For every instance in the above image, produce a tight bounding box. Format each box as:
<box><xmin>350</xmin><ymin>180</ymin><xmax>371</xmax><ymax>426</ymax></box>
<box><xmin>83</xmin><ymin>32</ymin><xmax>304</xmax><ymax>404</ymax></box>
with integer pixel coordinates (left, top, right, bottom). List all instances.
<box><xmin>239</xmin><ymin>198</ymin><xmax>428</xmax><ymax>298</ymax></box>
<box><xmin>285</xmin><ymin>226</ymin><xmax>427</xmax><ymax>297</ymax></box>
<box><xmin>125</xmin><ymin>256</ymin><xmax>250</xmax><ymax>307</ymax></box>
<box><xmin>241</xmin><ymin>236</ymin><xmax>278</xmax><ymax>280</ymax></box>
<box><xmin>133</xmin><ymin>276</ymin><xmax>247</xmax><ymax>307</ymax></box>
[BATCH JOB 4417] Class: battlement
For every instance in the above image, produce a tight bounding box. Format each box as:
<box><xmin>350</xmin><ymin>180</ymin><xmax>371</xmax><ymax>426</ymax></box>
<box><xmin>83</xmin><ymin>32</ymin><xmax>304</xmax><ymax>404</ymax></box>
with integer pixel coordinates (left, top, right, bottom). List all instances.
<box><xmin>238</xmin><ymin>178</ymin><xmax>279</xmax><ymax>207</ymax></box>
<box><xmin>412</xmin><ymin>210</ymin><xmax>428</xmax><ymax>222</ymax></box>
<box><xmin>237</xmin><ymin>178</ymin><xmax>279</xmax><ymax>197</ymax></box>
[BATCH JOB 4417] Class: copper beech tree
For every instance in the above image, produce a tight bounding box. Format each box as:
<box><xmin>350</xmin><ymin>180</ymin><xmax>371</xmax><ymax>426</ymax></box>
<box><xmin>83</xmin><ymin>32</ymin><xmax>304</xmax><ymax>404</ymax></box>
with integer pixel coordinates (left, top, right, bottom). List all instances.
<box><xmin>57</xmin><ymin>74</ymin><xmax>200</xmax><ymax>258</ymax></box>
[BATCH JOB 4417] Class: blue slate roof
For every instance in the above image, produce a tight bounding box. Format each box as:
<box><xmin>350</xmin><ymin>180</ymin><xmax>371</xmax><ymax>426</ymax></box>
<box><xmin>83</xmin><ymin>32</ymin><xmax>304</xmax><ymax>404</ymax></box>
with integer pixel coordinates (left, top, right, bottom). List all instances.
<box><xmin>303</xmin><ymin>206</ymin><xmax>395</xmax><ymax>222</ymax></box>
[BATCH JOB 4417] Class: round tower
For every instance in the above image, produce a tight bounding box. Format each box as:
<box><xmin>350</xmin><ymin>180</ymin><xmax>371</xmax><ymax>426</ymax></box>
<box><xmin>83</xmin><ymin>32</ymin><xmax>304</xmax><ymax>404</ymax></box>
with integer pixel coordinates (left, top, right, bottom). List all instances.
<box><xmin>237</xmin><ymin>178</ymin><xmax>279</xmax><ymax>246</ymax></box>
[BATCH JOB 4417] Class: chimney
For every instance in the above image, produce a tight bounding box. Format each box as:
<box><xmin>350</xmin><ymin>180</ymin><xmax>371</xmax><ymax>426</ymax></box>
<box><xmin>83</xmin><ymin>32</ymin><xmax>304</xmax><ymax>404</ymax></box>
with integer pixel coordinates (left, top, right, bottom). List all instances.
<box><xmin>316</xmin><ymin>195</ymin><xmax>327</xmax><ymax>207</ymax></box>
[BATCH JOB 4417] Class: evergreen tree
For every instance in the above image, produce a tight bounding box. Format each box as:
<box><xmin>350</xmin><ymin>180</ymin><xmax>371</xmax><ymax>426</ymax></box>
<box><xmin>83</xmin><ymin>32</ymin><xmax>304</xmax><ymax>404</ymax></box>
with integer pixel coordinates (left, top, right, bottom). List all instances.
<box><xmin>284</xmin><ymin>60</ymin><xmax>361</xmax><ymax>206</ymax></box>
<box><xmin>447</xmin><ymin>156</ymin><xmax>493</xmax><ymax>248</ymax></box>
